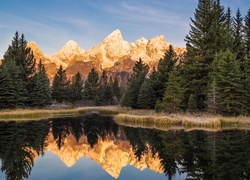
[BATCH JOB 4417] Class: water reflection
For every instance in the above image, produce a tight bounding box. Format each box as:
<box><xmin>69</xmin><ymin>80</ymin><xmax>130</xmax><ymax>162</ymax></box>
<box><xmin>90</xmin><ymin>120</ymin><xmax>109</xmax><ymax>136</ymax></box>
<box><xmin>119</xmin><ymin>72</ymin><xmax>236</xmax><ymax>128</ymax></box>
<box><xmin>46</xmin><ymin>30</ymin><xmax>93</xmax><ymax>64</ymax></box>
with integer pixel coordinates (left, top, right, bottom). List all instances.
<box><xmin>0</xmin><ymin>114</ymin><xmax>250</xmax><ymax>180</ymax></box>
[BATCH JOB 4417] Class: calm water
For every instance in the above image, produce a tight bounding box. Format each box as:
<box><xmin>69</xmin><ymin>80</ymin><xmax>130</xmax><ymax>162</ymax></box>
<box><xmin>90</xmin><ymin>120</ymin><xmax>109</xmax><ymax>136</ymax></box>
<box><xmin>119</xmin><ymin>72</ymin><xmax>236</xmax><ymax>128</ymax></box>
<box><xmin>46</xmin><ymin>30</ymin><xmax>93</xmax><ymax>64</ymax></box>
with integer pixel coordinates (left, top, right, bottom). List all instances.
<box><xmin>0</xmin><ymin>113</ymin><xmax>249</xmax><ymax>180</ymax></box>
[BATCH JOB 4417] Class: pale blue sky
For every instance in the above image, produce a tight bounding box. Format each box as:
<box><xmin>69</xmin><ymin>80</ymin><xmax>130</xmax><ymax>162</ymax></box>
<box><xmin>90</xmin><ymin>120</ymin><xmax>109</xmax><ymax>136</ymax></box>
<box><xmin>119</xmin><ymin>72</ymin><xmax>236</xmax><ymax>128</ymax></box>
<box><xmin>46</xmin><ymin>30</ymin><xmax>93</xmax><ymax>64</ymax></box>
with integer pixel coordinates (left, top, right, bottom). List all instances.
<box><xmin>0</xmin><ymin>0</ymin><xmax>249</xmax><ymax>57</ymax></box>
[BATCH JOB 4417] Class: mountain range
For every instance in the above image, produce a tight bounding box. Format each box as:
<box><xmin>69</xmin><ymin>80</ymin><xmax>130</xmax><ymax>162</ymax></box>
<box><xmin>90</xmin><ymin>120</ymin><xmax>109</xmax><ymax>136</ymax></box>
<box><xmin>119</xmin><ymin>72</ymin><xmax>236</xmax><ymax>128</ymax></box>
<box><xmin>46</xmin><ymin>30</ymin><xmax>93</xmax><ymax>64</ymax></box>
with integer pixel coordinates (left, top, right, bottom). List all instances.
<box><xmin>27</xmin><ymin>29</ymin><xmax>185</xmax><ymax>79</ymax></box>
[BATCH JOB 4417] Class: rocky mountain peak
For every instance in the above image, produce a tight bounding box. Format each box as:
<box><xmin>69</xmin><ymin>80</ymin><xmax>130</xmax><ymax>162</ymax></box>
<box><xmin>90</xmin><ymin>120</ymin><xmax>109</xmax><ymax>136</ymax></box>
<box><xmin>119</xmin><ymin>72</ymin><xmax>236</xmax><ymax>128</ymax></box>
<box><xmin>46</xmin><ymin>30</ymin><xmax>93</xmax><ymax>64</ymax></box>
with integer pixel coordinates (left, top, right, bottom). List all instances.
<box><xmin>27</xmin><ymin>41</ymin><xmax>44</xmax><ymax>55</ymax></box>
<box><xmin>52</xmin><ymin>40</ymin><xmax>85</xmax><ymax>66</ymax></box>
<box><xmin>104</xmin><ymin>29</ymin><xmax>123</xmax><ymax>42</ymax></box>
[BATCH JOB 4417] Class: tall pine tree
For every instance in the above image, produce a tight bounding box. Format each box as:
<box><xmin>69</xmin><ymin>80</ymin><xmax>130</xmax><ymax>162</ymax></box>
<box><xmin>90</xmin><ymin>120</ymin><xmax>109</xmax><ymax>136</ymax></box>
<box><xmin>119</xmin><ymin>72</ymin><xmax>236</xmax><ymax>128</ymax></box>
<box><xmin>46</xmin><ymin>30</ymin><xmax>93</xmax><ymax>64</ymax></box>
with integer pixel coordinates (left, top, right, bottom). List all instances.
<box><xmin>244</xmin><ymin>9</ymin><xmax>250</xmax><ymax>113</ymax></box>
<box><xmin>0</xmin><ymin>59</ymin><xmax>27</xmax><ymax>108</ymax></box>
<box><xmin>161</xmin><ymin>67</ymin><xmax>183</xmax><ymax>113</ymax></box>
<box><xmin>29</xmin><ymin>60</ymin><xmax>52</xmax><ymax>107</ymax></box>
<box><xmin>155</xmin><ymin>45</ymin><xmax>177</xmax><ymax>101</ymax></box>
<box><xmin>183</xmin><ymin>0</ymin><xmax>227</xmax><ymax>111</ymax></box>
<box><xmin>83</xmin><ymin>68</ymin><xmax>100</xmax><ymax>103</ymax></box>
<box><xmin>3</xmin><ymin>32</ymin><xmax>36</xmax><ymax>106</ymax></box>
<box><xmin>122</xmin><ymin>59</ymin><xmax>149</xmax><ymax>108</ymax></box>
<box><xmin>51</xmin><ymin>65</ymin><xmax>70</xmax><ymax>103</ymax></box>
<box><xmin>212</xmin><ymin>50</ymin><xmax>245</xmax><ymax>115</ymax></box>
<box><xmin>69</xmin><ymin>71</ymin><xmax>84</xmax><ymax>103</ymax></box>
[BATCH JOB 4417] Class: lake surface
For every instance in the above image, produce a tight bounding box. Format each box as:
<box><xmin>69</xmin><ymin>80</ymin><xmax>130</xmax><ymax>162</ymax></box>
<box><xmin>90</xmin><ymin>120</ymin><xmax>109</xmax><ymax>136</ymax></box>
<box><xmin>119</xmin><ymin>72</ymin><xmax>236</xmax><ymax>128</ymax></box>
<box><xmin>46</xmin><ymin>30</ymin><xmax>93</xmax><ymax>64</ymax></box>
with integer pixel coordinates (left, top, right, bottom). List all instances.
<box><xmin>0</xmin><ymin>113</ymin><xmax>249</xmax><ymax>180</ymax></box>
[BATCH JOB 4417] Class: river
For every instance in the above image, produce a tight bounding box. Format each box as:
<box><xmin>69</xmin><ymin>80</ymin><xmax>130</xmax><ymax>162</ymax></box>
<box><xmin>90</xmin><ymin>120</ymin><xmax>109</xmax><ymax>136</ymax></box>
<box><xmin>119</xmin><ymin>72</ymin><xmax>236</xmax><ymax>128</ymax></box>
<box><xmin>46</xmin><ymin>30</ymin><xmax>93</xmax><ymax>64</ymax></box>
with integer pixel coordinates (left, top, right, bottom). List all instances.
<box><xmin>0</xmin><ymin>113</ymin><xmax>249</xmax><ymax>179</ymax></box>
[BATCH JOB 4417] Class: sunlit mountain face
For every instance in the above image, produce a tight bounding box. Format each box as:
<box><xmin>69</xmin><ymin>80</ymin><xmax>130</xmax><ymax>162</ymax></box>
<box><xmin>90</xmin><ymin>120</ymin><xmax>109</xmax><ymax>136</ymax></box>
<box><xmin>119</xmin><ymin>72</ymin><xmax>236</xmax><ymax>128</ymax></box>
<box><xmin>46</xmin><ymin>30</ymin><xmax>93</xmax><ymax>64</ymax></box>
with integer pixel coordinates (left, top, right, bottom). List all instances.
<box><xmin>0</xmin><ymin>114</ymin><xmax>250</xmax><ymax>180</ymax></box>
<box><xmin>27</xmin><ymin>29</ymin><xmax>186</xmax><ymax>80</ymax></box>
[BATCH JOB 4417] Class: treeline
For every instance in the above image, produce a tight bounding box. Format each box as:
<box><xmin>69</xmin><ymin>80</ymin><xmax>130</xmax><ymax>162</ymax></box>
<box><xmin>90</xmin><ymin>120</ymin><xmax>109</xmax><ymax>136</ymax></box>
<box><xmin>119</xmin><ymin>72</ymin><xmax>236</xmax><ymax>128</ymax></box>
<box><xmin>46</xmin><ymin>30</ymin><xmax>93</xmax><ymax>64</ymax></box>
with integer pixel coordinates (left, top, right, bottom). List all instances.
<box><xmin>122</xmin><ymin>0</ymin><xmax>250</xmax><ymax>116</ymax></box>
<box><xmin>0</xmin><ymin>32</ymin><xmax>123</xmax><ymax>108</ymax></box>
<box><xmin>51</xmin><ymin>66</ymin><xmax>122</xmax><ymax>105</ymax></box>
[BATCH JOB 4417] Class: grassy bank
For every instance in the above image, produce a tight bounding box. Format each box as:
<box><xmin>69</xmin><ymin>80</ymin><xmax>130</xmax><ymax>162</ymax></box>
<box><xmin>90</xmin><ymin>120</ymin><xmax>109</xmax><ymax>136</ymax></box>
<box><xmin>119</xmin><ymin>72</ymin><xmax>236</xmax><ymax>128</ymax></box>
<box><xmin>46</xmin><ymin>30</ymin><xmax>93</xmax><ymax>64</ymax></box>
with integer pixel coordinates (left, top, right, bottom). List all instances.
<box><xmin>0</xmin><ymin>106</ymin><xmax>122</xmax><ymax>121</ymax></box>
<box><xmin>0</xmin><ymin>106</ymin><xmax>249</xmax><ymax>130</ymax></box>
<box><xmin>114</xmin><ymin>110</ymin><xmax>250</xmax><ymax>129</ymax></box>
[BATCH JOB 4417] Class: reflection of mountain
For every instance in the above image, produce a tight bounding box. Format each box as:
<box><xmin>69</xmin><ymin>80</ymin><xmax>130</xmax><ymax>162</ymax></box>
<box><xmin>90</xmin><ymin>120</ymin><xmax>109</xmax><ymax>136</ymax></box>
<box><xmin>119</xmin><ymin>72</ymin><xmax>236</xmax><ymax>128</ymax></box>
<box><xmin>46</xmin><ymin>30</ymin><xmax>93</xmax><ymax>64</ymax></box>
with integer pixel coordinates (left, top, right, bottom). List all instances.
<box><xmin>48</xmin><ymin>114</ymin><xmax>163</xmax><ymax>178</ymax></box>
<box><xmin>46</xmin><ymin>133</ymin><xmax>163</xmax><ymax>178</ymax></box>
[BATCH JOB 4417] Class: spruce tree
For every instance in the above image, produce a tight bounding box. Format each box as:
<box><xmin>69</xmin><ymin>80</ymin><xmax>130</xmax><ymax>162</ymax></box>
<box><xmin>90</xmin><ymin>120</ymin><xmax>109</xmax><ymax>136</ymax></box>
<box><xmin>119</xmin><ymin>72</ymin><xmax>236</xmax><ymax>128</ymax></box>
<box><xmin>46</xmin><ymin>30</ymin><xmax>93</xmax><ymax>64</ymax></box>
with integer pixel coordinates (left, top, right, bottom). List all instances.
<box><xmin>244</xmin><ymin>9</ymin><xmax>250</xmax><ymax>113</ymax></box>
<box><xmin>232</xmin><ymin>9</ymin><xmax>245</xmax><ymax>62</ymax></box>
<box><xmin>245</xmin><ymin>9</ymin><xmax>250</xmax><ymax>60</ymax></box>
<box><xmin>213</xmin><ymin>50</ymin><xmax>245</xmax><ymax>115</ymax></box>
<box><xmin>183</xmin><ymin>0</ymin><xmax>227</xmax><ymax>111</ymax></box>
<box><xmin>188</xmin><ymin>94</ymin><xmax>198</xmax><ymax>113</ymax></box>
<box><xmin>137</xmin><ymin>79</ymin><xmax>156</xmax><ymax>109</ymax></box>
<box><xmin>161</xmin><ymin>67</ymin><xmax>183</xmax><ymax>113</ymax></box>
<box><xmin>69</xmin><ymin>71</ymin><xmax>84</xmax><ymax>103</ymax></box>
<box><xmin>83</xmin><ymin>68</ymin><xmax>100</xmax><ymax>102</ymax></box>
<box><xmin>0</xmin><ymin>59</ymin><xmax>27</xmax><ymax>108</ymax></box>
<box><xmin>29</xmin><ymin>60</ymin><xmax>51</xmax><ymax>107</ymax></box>
<box><xmin>225</xmin><ymin>7</ymin><xmax>234</xmax><ymax>50</ymax></box>
<box><xmin>112</xmin><ymin>76</ymin><xmax>122</xmax><ymax>102</ymax></box>
<box><xmin>206</xmin><ymin>79</ymin><xmax>220</xmax><ymax>114</ymax></box>
<box><xmin>122</xmin><ymin>58</ymin><xmax>149</xmax><ymax>108</ymax></box>
<box><xmin>155</xmin><ymin>45</ymin><xmax>177</xmax><ymax>101</ymax></box>
<box><xmin>3</xmin><ymin>32</ymin><xmax>36</xmax><ymax>106</ymax></box>
<box><xmin>51</xmin><ymin>65</ymin><xmax>70</xmax><ymax>103</ymax></box>
<box><xmin>97</xmin><ymin>70</ymin><xmax>114</xmax><ymax>105</ymax></box>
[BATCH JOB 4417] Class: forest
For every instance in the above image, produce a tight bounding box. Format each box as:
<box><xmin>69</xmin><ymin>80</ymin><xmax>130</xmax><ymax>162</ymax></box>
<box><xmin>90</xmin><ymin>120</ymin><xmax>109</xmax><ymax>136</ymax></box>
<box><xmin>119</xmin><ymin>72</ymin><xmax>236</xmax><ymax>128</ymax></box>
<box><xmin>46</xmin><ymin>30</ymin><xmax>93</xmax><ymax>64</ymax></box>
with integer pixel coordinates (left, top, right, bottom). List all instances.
<box><xmin>0</xmin><ymin>0</ymin><xmax>250</xmax><ymax>116</ymax></box>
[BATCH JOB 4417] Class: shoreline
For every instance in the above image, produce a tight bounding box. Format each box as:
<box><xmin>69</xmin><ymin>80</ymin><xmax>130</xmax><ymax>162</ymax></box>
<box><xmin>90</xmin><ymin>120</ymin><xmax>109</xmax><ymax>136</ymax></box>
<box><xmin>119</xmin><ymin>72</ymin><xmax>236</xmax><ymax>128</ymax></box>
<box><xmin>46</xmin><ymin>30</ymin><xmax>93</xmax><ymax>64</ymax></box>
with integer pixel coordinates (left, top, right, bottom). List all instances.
<box><xmin>0</xmin><ymin>106</ymin><xmax>249</xmax><ymax>129</ymax></box>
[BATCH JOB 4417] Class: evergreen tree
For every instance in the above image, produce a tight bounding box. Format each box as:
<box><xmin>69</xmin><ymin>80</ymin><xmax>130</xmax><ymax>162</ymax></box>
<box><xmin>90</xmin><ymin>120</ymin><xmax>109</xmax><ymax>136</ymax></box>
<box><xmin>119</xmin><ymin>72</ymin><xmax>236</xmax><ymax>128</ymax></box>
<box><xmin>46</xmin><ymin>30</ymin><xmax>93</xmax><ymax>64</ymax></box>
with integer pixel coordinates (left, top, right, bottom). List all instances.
<box><xmin>232</xmin><ymin>9</ymin><xmax>245</xmax><ymax>62</ymax></box>
<box><xmin>97</xmin><ymin>70</ymin><xmax>114</xmax><ymax>105</ymax></box>
<box><xmin>183</xmin><ymin>0</ymin><xmax>227</xmax><ymax>111</ymax></box>
<box><xmin>0</xmin><ymin>59</ymin><xmax>27</xmax><ymax>108</ymax></box>
<box><xmin>29</xmin><ymin>60</ymin><xmax>51</xmax><ymax>107</ymax></box>
<box><xmin>112</xmin><ymin>76</ymin><xmax>122</xmax><ymax>102</ymax></box>
<box><xmin>51</xmin><ymin>65</ymin><xmax>70</xmax><ymax>103</ymax></box>
<box><xmin>212</xmin><ymin>50</ymin><xmax>245</xmax><ymax>115</ymax></box>
<box><xmin>122</xmin><ymin>58</ymin><xmax>149</xmax><ymax>108</ymax></box>
<box><xmin>161</xmin><ymin>67</ymin><xmax>183</xmax><ymax>113</ymax></box>
<box><xmin>188</xmin><ymin>94</ymin><xmax>198</xmax><ymax>113</ymax></box>
<box><xmin>3</xmin><ymin>32</ymin><xmax>36</xmax><ymax>106</ymax></box>
<box><xmin>245</xmin><ymin>9</ymin><xmax>250</xmax><ymax>60</ymax></box>
<box><xmin>244</xmin><ymin>9</ymin><xmax>250</xmax><ymax>113</ymax></box>
<box><xmin>225</xmin><ymin>7</ymin><xmax>234</xmax><ymax>50</ymax></box>
<box><xmin>83</xmin><ymin>68</ymin><xmax>100</xmax><ymax>102</ymax></box>
<box><xmin>155</xmin><ymin>45</ymin><xmax>177</xmax><ymax>101</ymax></box>
<box><xmin>206</xmin><ymin>79</ymin><xmax>220</xmax><ymax>114</ymax></box>
<box><xmin>137</xmin><ymin>79</ymin><xmax>156</xmax><ymax>109</ymax></box>
<box><xmin>69</xmin><ymin>71</ymin><xmax>84</xmax><ymax>103</ymax></box>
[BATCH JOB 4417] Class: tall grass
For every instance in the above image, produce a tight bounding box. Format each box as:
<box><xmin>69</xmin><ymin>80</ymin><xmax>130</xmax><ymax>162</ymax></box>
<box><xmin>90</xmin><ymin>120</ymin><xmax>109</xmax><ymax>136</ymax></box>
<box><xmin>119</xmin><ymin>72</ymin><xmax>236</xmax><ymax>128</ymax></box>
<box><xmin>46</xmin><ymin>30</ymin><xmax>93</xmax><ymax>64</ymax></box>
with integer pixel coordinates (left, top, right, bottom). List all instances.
<box><xmin>0</xmin><ymin>106</ymin><xmax>122</xmax><ymax>121</ymax></box>
<box><xmin>115</xmin><ymin>112</ymin><xmax>250</xmax><ymax>129</ymax></box>
<box><xmin>0</xmin><ymin>106</ymin><xmax>249</xmax><ymax>130</ymax></box>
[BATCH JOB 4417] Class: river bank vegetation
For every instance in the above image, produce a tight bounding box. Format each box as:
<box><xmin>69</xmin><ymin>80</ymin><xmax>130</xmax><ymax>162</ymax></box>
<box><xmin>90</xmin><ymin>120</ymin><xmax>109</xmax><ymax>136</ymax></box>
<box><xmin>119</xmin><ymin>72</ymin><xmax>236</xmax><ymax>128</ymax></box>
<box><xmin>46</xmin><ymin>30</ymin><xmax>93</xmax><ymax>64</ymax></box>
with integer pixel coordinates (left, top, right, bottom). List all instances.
<box><xmin>0</xmin><ymin>106</ymin><xmax>249</xmax><ymax>130</ymax></box>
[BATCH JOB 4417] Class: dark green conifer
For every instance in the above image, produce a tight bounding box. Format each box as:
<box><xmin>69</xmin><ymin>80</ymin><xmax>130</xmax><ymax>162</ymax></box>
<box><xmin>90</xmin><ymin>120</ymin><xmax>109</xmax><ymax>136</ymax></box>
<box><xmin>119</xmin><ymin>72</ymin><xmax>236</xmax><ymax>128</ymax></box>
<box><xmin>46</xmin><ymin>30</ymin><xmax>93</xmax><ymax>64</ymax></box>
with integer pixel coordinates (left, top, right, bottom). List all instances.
<box><xmin>2</xmin><ymin>32</ymin><xmax>36</xmax><ymax>106</ymax></box>
<box><xmin>0</xmin><ymin>59</ymin><xmax>27</xmax><ymax>108</ymax></box>
<box><xmin>213</xmin><ymin>50</ymin><xmax>245</xmax><ymax>115</ymax></box>
<box><xmin>83</xmin><ymin>68</ymin><xmax>100</xmax><ymax>102</ymax></box>
<box><xmin>155</xmin><ymin>45</ymin><xmax>177</xmax><ymax>101</ymax></box>
<box><xmin>51</xmin><ymin>65</ymin><xmax>70</xmax><ymax>103</ymax></box>
<box><xmin>122</xmin><ymin>58</ymin><xmax>149</xmax><ymax>108</ymax></box>
<box><xmin>112</xmin><ymin>76</ymin><xmax>122</xmax><ymax>102</ymax></box>
<box><xmin>161</xmin><ymin>67</ymin><xmax>183</xmax><ymax>113</ymax></box>
<box><xmin>29</xmin><ymin>60</ymin><xmax>51</xmax><ymax>107</ymax></box>
<box><xmin>69</xmin><ymin>71</ymin><xmax>84</xmax><ymax>103</ymax></box>
<box><xmin>137</xmin><ymin>79</ymin><xmax>156</xmax><ymax>109</ymax></box>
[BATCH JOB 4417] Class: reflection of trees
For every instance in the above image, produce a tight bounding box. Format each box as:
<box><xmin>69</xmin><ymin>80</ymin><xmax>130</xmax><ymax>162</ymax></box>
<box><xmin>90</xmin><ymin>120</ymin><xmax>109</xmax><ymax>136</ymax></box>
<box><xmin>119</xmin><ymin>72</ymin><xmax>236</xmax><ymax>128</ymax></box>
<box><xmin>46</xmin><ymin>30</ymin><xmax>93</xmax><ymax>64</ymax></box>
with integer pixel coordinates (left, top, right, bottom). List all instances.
<box><xmin>82</xmin><ymin>113</ymin><xmax>118</xmax><ymax>147</ymax></box>
<box><xmin>122</xmin><ymin>126</ymin><xmax>250</xmax><ymax>180</ymax></box>
<box><xmin>51</xmin><ymin>113</ymin><xmax>119</xmax><ymax>148</ymax></box>
<box><xmin>0</xmin><ymin>120</ymin><xmax>50</xmax><ymax>180</ymax></box>
<box><xmin>51</xmin><ymin>118</ymin><xmax>70</xmax><ymax>149</ymax></box>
